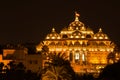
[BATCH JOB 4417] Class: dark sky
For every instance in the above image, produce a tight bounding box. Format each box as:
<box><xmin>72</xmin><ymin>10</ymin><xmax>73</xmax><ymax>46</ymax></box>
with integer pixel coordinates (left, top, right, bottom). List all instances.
<box><xmin>0</xmin><ymin>0</ymin><xmax>120</xmax><ymax>45</ymax></box>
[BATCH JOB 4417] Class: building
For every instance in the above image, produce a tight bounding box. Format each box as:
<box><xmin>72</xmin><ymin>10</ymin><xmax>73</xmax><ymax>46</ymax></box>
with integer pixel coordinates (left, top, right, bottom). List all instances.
<box><xmin>1</xmin><ymin>44</ymin><xmax>43</xmax><ymax>73</ymax></box>
<box><xmin>36</xmin><ymin>12</ymin><xmax>116</xmax><ymax>74</ymax></box>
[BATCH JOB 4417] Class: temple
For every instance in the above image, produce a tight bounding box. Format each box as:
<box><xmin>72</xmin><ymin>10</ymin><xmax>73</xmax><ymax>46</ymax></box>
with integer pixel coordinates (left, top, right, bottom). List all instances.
<box><xmin>36</xmin><ymin>12</ymin><xmax>116</xmax><ymax>74</ymax></box>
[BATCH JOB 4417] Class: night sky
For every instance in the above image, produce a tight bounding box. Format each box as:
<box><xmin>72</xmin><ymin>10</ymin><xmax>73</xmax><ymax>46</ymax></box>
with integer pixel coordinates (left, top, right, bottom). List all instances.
<box><xmin>0</xmin><ymin>0</ymin><xmax>120</xmax><ymax>45</ymax></box>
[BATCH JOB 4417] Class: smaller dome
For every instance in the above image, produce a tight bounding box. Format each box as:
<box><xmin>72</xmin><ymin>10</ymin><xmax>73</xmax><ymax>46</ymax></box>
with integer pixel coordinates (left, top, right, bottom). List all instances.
<box><xmin>46</xmin><ymin>28</ymin><xmax>61</xmax><ymax>39</ymax></box>
<box><xmin>94</xmin><ymin>28</ymin><xmax>109</xmax><ymax>39</ymax></box>
<box><xmin>68</xmin><ymin>12</ymin><xmax>86</xmax><ymax>30</ymax></box>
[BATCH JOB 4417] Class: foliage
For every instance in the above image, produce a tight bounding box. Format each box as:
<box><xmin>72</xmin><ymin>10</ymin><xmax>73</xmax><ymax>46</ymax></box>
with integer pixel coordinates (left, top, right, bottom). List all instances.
<box><xmin>98</xmin><ymin>61</ymin><xmax>120</xmax><ymax>80</ymax></box>
<box><xmin>0</xmin><ymin>61</ymin><xmax>41</xmax><ymax>80</ymax></box>
<box><xmin>42</xmin><ymin>52</ymin><xmax>75</xmax><ymax>80</ymax></box>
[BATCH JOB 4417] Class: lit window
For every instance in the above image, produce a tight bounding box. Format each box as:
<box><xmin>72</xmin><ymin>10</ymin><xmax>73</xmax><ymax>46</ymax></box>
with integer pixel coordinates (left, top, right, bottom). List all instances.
<box><xmin>75</xmin><ymin>52</ymin><xmax>79</xmax><ymax>60</ymax></box>
<box><xmin>82</xmin><ymin>54</ymin><xmax>85</xmax><ymax>61</ymax></box>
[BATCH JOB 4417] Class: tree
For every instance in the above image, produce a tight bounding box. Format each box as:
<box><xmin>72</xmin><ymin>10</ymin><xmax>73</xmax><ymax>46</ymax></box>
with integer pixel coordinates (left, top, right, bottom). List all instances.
<box><xmin>107</xmin><ymin>52</ymin><xmax>116</xmax><ymax>64</ymax></box>
<box><xmin>25</xmin><ymin>70</ymin><xmax>41</xmax><ymax>80</ymax></box>
<box><xmin>0</xmin><ymin>62</ymin><xmax>4</xmax><ymax>73</ymax></box>
<box><xmin>98</xmin><ymin>61</ymin><xmax>120</xmax><ymax>80</ymax></box>
<box><xmin>0</xmin><ymin>62</ymin><xmax>5</xmax><ymax>80</ymax></box>
<box><xmin>6</xmin><ymin>61</ymin><xmax>26</xmax><ymax>80</ymax></box>
<box><xmin>41</xmin><ymin>45</ymin><xmax>49</xmax><ymax>55</ymax></box>
<box><xmin>42</xmin><ymin>52</ymin><xmax>75</xmax><ymax>80</ymax></box>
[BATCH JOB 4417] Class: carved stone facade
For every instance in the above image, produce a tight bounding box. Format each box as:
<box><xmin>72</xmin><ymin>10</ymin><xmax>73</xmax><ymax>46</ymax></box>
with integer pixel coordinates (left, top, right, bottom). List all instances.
<box><xmin>36</xmin><ymin>12</ymin><xmax>115</xmax><ymax>74</ymax></box>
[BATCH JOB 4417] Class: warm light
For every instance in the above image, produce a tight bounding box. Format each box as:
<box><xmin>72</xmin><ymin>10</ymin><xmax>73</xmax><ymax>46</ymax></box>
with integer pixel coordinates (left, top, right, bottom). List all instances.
<box><xmin>75</xmin><ymin>52</ymin><xmax>79</xmax><ymax>60</ymax></box>
<box><xmin>3</xmin><ymin>49</ymin><xmax>15</xmax><ymax>57</ymax></box>
<box><xmin>99</xmin><ymin>37</ymin><xmax>103</xmax><ymax>39</ymax></box>
<box><xmin>83</xmin><ymin>48</ymin><xmax>86</xmax><ymax>51</ymax></box>
<box><xmin>75</xmin><ymin>48</ymin><xmax>78</xmax><ymax>51</ymax></box>
<box><xmin>91</xmin><ymin>49</ymin><xmax>94</xmax><ymax>51</ymax></box>
<box><xmin>94</xmin><ymin>37</ymin><xmax>97</xmax><ymax>39</ymax></box>
<box><xmin>36</xmin><ymin>12</ymin><xmax>116</xmax><ymax>74</ymax></box>
<box><xmin>107</xmin><ymin>49</ymin><xmax>110</xmax><ymax>52</ymax></box>
<box><xmin>51</xmin><ymin>37</ymin><xmax>55</xmax><ymax>39</ymax></box>
<box><xmin>57</xmin><ymin>37</ymin><xmax>61</xmax><ymax>39</ymax></box>
<box><xmin>63</xmin><ymin>49</ymin><xmax>66</xmax><ymax>51</ymax></box>
<box><xmin>46</xmin><ymin>37</ymin><xmax>50</xmax><ymax>39</ymax></box>
<box><xmin>80</xmin><ymin>41</ymin><xmax>83</xmax><ymax>44</ymax></box>
<box><xmin>95</xmin><ymin>48</ymin><xmax>97</xmax><ymax>51</ymax></box>
<box><xmin>70</xmin><ymin>36</ymin><xmax>73</xmax><ymax>38</ymax></box>
<box><xmin>82</xmin><ymin>54</ymin><xmax>85</xmax><ymax>61</ymax></box>
<box><xmin>69</xmin><ymin>48</ymin><xmax>72</xmax><ymax>51</ymax></box>
<box><xmin>56</xmin><ymin>48</ymin><xmax>62</xmax><ymax>51</ymax></box>
<box><xmin>81</xmin><ymin>36</ymin><xmax>85</xmax><ymax>38</ymax></box>
<box><xmin>75</xmin><ymin>36</ymin><xmax>79</xmax><ymax>38</ymax></box>
<box><xmin>105</xmin><ymin>37</ymin><xmax>108</xmax><ymax>39</ymax></box>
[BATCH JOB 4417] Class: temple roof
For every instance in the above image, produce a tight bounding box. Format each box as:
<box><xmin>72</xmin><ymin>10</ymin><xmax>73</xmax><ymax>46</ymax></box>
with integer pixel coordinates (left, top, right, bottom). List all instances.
<box><xmin>46</xmin><ymin>28</ymin><xmax>61</xmax><ymax>39</ymax></box>
<box><xmin>94</xmin><ymin>28</ymin><xmax>109</xmax><ymax>39</ymax></box>
<box><xmin>68</xmin><ymin>12</ymin><xmax>86</xmax><ymax>31</ymax></box>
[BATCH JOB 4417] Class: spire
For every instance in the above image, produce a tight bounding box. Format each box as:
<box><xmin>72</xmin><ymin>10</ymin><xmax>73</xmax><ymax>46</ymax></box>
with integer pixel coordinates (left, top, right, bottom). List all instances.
<box><xmin>52</xmin><ymin>27</ymin><xmax>55</xmax><ymax>32</ymax></box>
<box><xmin>75</xmin><ymin>12</ymin><xmax>80</xmax><ymax>21</ymax></box>
<box><xmin>99</xmin><ymin>28</ymin><xmax>102</xmax><ymax>32</ymax></box>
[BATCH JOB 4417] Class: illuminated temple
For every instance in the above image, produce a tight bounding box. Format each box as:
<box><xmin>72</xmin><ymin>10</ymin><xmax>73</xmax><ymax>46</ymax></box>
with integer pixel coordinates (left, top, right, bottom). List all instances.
<box><xmin>36</xmin><ymin>12</ymin><xmax>116</xmax><ymax>74</ymax></box>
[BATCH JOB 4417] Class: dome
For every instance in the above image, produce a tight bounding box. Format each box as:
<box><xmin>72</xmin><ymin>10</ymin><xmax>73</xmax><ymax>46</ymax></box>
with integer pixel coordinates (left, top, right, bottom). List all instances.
<box><xmin>94</xmin><ymin>28</ymin><xmax>109</xmax><ymax>39</ymax></box>
<box><xmin>46</xmin><ymin>28</ymin><xmax>61</xmax><ymax>39</ymax></box>
<box><xmin>68</xmin><ymin>12</ymin><xmax>86</xmax><ymax>30</ymax></box>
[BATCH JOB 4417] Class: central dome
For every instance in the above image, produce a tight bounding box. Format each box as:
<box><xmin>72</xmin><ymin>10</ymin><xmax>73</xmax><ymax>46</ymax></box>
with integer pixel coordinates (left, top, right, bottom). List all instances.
<box><xmin>68</xmin><ymin>12</ymin><xmax>85</xmax><ymax>30</ymax></box>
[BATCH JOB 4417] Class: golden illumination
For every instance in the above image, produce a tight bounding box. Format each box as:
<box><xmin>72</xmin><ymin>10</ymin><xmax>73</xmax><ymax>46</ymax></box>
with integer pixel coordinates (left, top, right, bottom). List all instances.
<box><xmin>36</xmin><ymin>12</ymin><xmax>115</xmax><ymax>74</ymax></box>
<box><xmin>75</xmin><ymin>52</ymin><xmax>80</xmax><ymax>60</ymax></box>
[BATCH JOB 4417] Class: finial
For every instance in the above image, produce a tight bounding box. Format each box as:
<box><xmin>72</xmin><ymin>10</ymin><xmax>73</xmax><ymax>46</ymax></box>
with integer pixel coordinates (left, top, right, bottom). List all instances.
<box><xmin>99</xmin><ymin>28</ymin><xmax>102</xmax><ymax>32</ymax></box>
<box><xmin>75</xmin><ymin>12</ymin><xmax>80</xmax><ymax>21</ymax></box>
<box><xmin>52</xmin><ymin>28</ymin><xmax>55</xmax><ymax>32</ymax></box>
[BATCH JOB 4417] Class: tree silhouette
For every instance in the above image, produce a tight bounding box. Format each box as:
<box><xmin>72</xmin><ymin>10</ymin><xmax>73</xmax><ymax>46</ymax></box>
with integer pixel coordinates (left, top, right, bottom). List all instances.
<box><xmin>0</xmin><ymin>62</ymin><xmax>4</xmax><ymax>73</ymax></box>
<box><xmin>42</xmin><ymin>52</ymin><xmax>75</xmax><ymax>80</ymax></box>
<box><xmin>99</xmin><ymin>61</ymin><xmax>120</xmax><ymax>80</ymax></box>
<box><xmin>6</xmin><ymin>61</ymin><xmax>26</xmax><ymax>80</ymax></box>
<box><xmin>0</xmin><ymin>62</ymin><xmax>5</xmax><ymax>80</ymax></box>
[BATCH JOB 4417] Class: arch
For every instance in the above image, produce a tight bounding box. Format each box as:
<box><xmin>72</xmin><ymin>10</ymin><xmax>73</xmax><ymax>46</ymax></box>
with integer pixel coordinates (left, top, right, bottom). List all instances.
<box><xmin>74</xmin><ymin>51</ymin><xmax>80</xmax><ymax>63</ymax></box>
<box><xmin>62</xmin><ymin>35</ymin><xmax>68</xmax><ymax>38</ymax></box>
<box><xmin>86</xmin><ymin>35</ymin><xmax>91</xmax><ymax>38</ymax></box>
